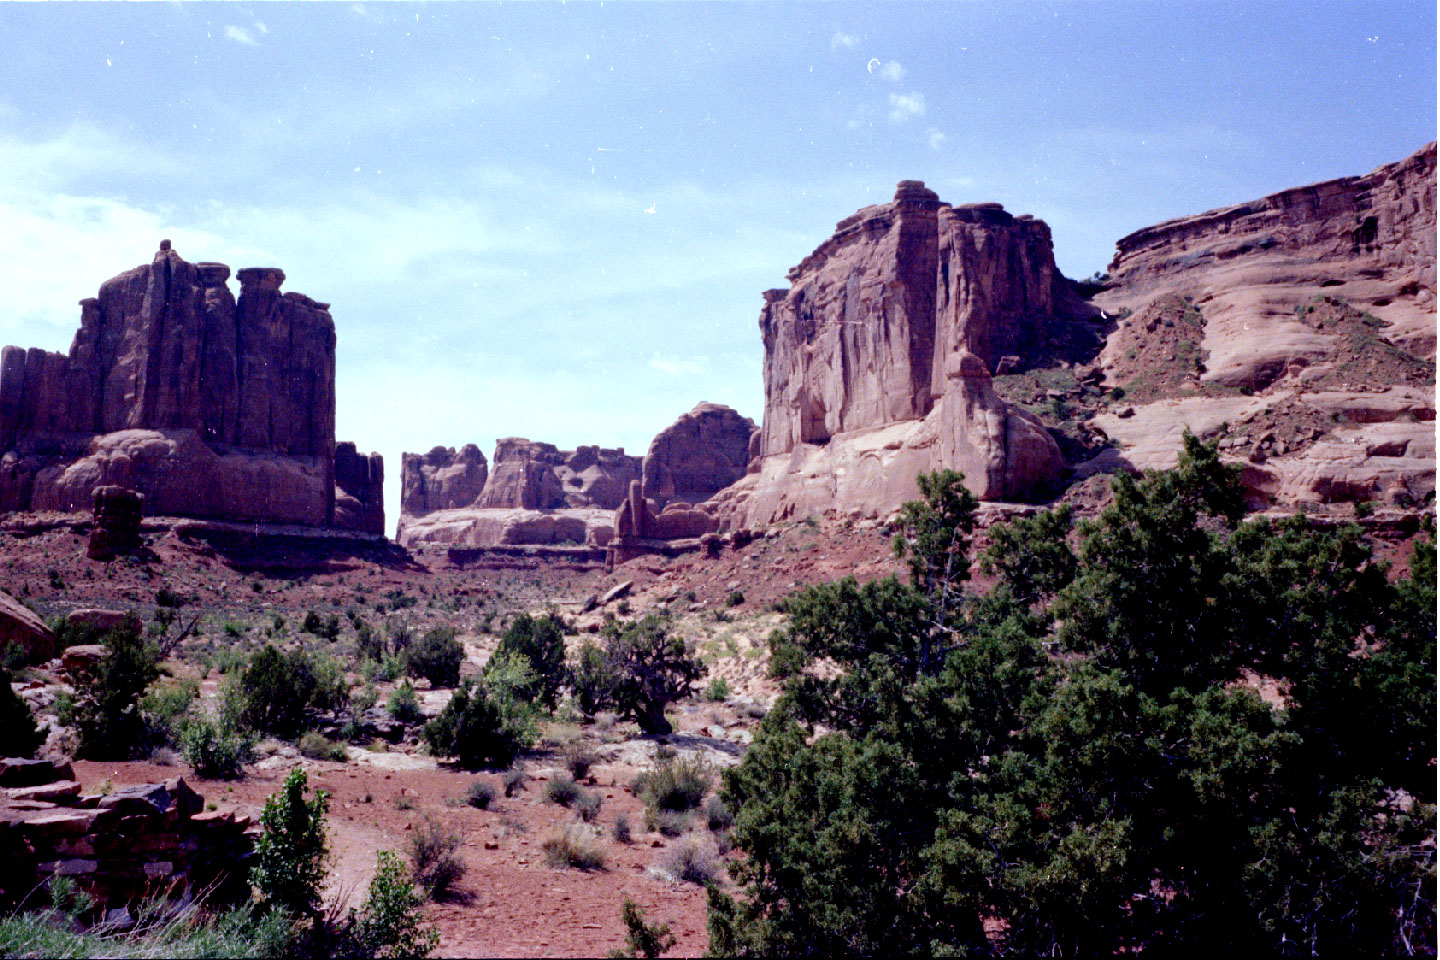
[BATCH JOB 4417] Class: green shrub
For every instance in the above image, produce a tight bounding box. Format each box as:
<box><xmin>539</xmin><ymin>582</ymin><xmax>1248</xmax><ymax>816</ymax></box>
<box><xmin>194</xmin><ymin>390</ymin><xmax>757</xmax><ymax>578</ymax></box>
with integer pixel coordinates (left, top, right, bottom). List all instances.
<box><xmin>612</xmin><ymin>813</ymin><xmax>633</xmax><ymax>844</ymax></box>
<box><xmin>466</xmin><ymin>780</ymin><xmax>496</xmax><ymax>809</ymax></box>
<box><xmin>355</xmin><ymin>618</ymin><xmax>384</xmax><ymax>663</ymax></box>
<box><xmin>388</xmin><ymin>680</ymin><xmax>423</xmax><ymax>724</ymax></box>
<box><xmin>613</xmin><ymin>897</ymin><xmax>676</xmax><ymax>959</ymax></box>
<box><xmin>703</xmin><ymin>795</ymin><xmax>733</xmax><ymax>832</ymax></box>
<box><xmin>180</xmin><ymin>712</ymin><xmax>254</xmax><ymax>779</ymax></box>
<box><xmin>238</xmin><ymin>645</ymin><xmax>316</xmax><ymax>738</ymax></box>
<box><xmin>301</xmin><ymin>610</ymin><xmax>323</xmax><ymax>635</ymax></box>
<box><xmin>73</xmin><ymin>616</ymin><xmax>159</xmax><ymax>759</ymax></box>
<box><xmin>408</xmin><ymin>626</ymin><xmax>463</xmax><ymax>688</ymax></box>
<box><xmin>561</xmin><ymin>741</ymin><xmax>598</xmax><ymax>780</ymax></box>
<box><xmin>569</xmin><ymin>640</ymin><xmax>617</xmax><ymax>717</ymax></box>
<box><xmin>634</xmin><ymin>753</ymin><xmax>711</xmax><ymax>812</ymax></box>
<box><xmin>251</xmin><ymin>768</ymin><xmax>329</xmax><ymax>919</ymax></box>
<box><xmin>702</xmin><ymin>676</ymin><xmax>730</xmax><ymax>702</ymax></box>
<box><xmin>299</xmin><ymin>731</ymin><xmax>348</xmax><ymax>762</ymax></box>
<box><xmin>574</xmin><ymin>788</ymin><xmax>602</xmax><ymax>823</ymax></box>
<box><xmin>541</xmin><ymin>825</ymin><xmax>605</xmax><ymax>870</ymax></box>
<box><xmin>502</xmin><ymin>767</ymin><xmax>526</xmax><ymax>797</ymax></box>
<box><xmin>643</xmin><ymin>808</ymin><xmax>690</xmax><ymax>837</ymax></box>
<box><xmin>725</xmin><ymin>590</ymin><xmax>745</xmax><ymax>608</ymax></box>
<box><xmin>422</xmin><ymin>655</ymin><xmax>540</xmax><ymax>769</ymax></box>
<box><xmin>408</xmin><ymin>817</ymin><xmax>466</xmax><ymax>900</ymax></box>
<box><xmin>0</xmin><ymin>665</ymin><xmax>43</xmax><ymax>759</ymax></box>
<box><xmin>350</xmin><ymin>849</ymin><xmax>440</xmax><ymax>959</ymax></box>
<box><xmin>542</xmin><ymin>774</ymin><xmax>584</xmax><ymax>807</ymax></box>
<box><xmin>494</xmin><ymin>613</ymin><xmax>567</xmax><ymax>709</ymax></box>
<box><xmin>660</xmin><ymin>837</ymin><xmax>719</xmax><ymax>886</ymax></box>
<box><xmin>140</xmin><ymin>676</ymin><xmax>199</xmax><ymax>745</ymax></box>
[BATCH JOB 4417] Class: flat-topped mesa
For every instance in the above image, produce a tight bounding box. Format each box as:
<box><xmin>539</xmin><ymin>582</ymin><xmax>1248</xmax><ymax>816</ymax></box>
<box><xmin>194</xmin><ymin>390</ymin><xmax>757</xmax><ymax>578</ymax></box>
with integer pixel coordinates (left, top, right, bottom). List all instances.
<box><xmin>743</xmin><ymin>181</ymin><xmax>1069</xmax><ymax>517</ymax></box>
<box><xmin>0</xmin><ymin>242</ymin><xmax>382</xmax><ymax>534</ymax></box>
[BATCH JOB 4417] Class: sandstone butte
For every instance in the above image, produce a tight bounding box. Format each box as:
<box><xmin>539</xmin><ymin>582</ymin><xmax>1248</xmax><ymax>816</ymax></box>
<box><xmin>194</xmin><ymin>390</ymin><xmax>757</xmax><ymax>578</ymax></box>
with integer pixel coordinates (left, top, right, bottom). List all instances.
<box><xmin>395</xmin><ymin>404</ymin><xmax>757</xmax><ymax>550</ymax></box>
<box><xmin>0</xmin><ymin>242</ymin><xmax>385</xmax><ymax>535</ymax></box>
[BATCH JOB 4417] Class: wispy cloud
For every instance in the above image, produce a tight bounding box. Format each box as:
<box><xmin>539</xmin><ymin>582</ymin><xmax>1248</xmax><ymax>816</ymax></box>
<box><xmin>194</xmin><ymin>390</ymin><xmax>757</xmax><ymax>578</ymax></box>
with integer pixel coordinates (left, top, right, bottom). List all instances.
<box><xmin>649</xmin><ymin>354</ymin><xmax>707</xmax><ymax>377</ymax></box>
<box><xmin>888</xmin><ymin>91</ymin><xmax>925</xmax><ymax>123</ymax></box>
<box><xmin>831</xmin><ymin>31</ymin><xmax>859</xmax><ymax>51</ymax></box>
<box><xmin>224</xmin><ymin>25</ymin><xmax>258</xmax><ymax>46</ymax></box>
<box><xmin>927</xmin><ymin>127</ymin><xmax>946</xmax><ymax>151</ymax></box>
<box><xmin>877</xmin><ymin>60</ymin><xmax>905</xmax><ymax>83</ymax></box>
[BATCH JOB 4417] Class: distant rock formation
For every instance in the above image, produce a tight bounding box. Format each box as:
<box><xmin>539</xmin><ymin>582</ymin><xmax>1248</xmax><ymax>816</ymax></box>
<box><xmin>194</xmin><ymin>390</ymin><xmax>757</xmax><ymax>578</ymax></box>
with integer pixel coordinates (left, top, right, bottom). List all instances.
<box><xmin>334</xmin><ymin>442</ymin><xmax>385</xmax><ymax>536</ymax></box>
<box><xmin>87</xmin><ymin>485</ymin><xmax>143</xmax><ymax>561</ymax></box>
<box><xmin>641</xmin><ymin>402</ymin><xmax>757</xmax><ymax>509</ymax></box>
<box><xmin>478</xmin><ymin>439</ymin><xmax>640</xmax><ymax>510</ymax></box>
<box><xmin>401</xmin><ymin>445</ymin><xmax>489</xmax><ymax>517</ymax></box>
<box><xmin>0</xmin><ymin>242</ymin><xmax>382</xmax><ymax>533</ymax></box>
<box><xmin>719</xmin><ymin>182</ymin><xmax>1071</xmax><ymax>526</ymax></box>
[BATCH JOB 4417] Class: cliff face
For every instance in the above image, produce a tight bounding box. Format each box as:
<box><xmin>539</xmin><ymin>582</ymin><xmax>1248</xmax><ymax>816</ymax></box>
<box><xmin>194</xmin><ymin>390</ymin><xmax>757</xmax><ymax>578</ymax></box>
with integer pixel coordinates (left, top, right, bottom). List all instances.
<box><xmin>724</xmin><ymin>182</ymin><xmax>1069</xmax><ymax>524</ymax></box>
<box><xmin>0</xmin><ymin>243</ymin><xmax>382</xmax><ymax>532</ymax></box>
<box><xmin>401</xmin><ymin>445</ymin><xmax>489</xmax><ymax>517</ymax></box>
<box><xmin>641</xmin><ymin>403</ymin><xmax>756</xmax><ymax>508</ymax></box>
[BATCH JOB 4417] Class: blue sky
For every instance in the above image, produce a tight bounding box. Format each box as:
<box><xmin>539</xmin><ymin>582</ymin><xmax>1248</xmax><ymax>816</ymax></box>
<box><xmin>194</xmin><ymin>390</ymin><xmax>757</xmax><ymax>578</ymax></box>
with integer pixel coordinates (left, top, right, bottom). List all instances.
<box><xmin>0</xmin><ymin>2</ymin><xmax>1433</xmax><ymax>527</ymax></box>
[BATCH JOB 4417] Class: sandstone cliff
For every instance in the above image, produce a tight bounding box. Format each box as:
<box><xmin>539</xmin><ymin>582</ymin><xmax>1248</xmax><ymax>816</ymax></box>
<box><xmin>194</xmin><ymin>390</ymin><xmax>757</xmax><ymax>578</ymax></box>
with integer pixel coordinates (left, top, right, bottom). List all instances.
<box><xmin>0</xmin><ymin>242</ymin><xmax>383</xmax><ymax>533</ymax></box>
<box><xmin>641</xmin><ymin>402</ymin><xmax>757</xmax><ymax>508</ymax></box>
<box><xmin>1079</xmin><ymin>142</ymin><xmax>1437</xmax><ymax>511</ymax></box>
<box><xmin>722</xmin><ymin>182</ymin><xmax>1070</xmax><ymax>525</ymax></box>
<box><xmin>401</xmin><ymin>444</ymin><xmax>489</xmax><ymax>516</ymax></box>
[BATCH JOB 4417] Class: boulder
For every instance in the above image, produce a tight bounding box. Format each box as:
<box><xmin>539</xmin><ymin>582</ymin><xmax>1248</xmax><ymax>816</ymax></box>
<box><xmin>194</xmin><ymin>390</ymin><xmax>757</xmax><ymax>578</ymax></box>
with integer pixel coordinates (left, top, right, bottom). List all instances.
<box><xmin>0</xmin><ymin>590</ymin><xmax>54</xmax><ymax>663</ymax></box>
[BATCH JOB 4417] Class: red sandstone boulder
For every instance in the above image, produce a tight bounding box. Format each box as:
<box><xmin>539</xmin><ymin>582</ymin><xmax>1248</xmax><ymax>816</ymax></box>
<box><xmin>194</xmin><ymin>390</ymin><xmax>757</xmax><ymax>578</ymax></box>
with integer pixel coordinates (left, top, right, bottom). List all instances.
<box><xmin>0</xmin><ymin>590</ymin><xmax>54</xmax><ymax>663</ymax></box>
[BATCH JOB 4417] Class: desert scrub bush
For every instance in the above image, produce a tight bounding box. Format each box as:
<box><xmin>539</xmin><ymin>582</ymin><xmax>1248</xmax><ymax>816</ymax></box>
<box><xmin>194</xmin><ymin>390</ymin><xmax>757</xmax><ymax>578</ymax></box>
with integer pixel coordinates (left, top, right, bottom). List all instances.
<box><xmin>702</xmin><ymin>676</ymin><xmax>730</xmax><ymax>702</ymax></box>
<box><xmin>408</xmin><ymin>817</ymin><xmax>466</xmax><ymax>900</ymax></box>
<box><xmin>424</xmin><ymin>650</ymin><xmax>541</xmax><ymax>769</ymax></box>
<box><xmin>613</xmin><ymin>897</ymin><xmax>677</xmax><ymax>959</ymax></box>
<box><xmin>612</xmin><ymin>812</ymin><xmax>633</xmax><ymax>844</ymax></box>
<box><xmin>659</xmin><ymin>836</ymin><xmax>720</xmax><ymax>886</ymax></box>
<box><xmin>466</xmin><ymin>780</ymin><xmax>496</xmax><ymax>809</ymax></box>
<box><xmin>561</xmin><ymin>740</ymin><xmax>598</xmax><ymax>780</ymax></box>
<box><xmin>634</xmin><ymin>753</ymin><xmax>712</xmax><ymax>812</ymax></box>
<box><xmin>349</xmin><ymin>849</ymin><xmax>440</xmax><ymax>959</ymax></box>
<box><xmin>299</xmin><ymin>730</ymin><xmax>348</xmax><ymax>762</ymax></box>
<box><xmin>542</xmin><ymin>773</ymin><xmax>585</xmax><ymax>807</ymax></box>
<box><xmin>180</xmin><ymin>711</ymin><xmax>254</xmax><ymax>779</ymax></box>
<box><xmin>388</xmin><ymin>680</ymin><xmax>423</xmax><ymax>724</ymax></box>
<box><xmin>72</xmin><ymin>616</ymin><xmax>160</xmax><ymax>759</ymax></box>
<box><xmin>139</xmin><ymin>676</ymin><xmax>199</xmax><ymax>745</ymax></box>
<box><xmin>725</xmin><ymin>589</ymin><xmax>745</xmax><ymax>608</ymax></box>
<box><xmin>494</xmin><ymin>612</ymin><xmax>567</xmax><ymax>708</ymax></box>
<box><xmin>573</xmin><ymin>788</ymin><xmax>602</xmax><ymax>823</ymax></box>
<box><xmin>0</xmin><ymin>665</ymin><xmax>43</xmax><ymax>759</ymax></box>
<box><xmin>644</xmin><ymin>808</ymin><xmax>690</xmax><ymax>838</ymax></box>
<box><xmin>407</xmin><ymin>625</ymin><xmax>463</xmax><ymax>688</ymax></box>
<box><xmin>251</xmin><ymin>767</ymin><xmax>329</xmax><ymax>919</ymax></box>
<box><xmin>502</xmin><ymin>767</ymin><xmax>526</xmax><ymax>797</ymax></box>
<box><xmin>237</xmin><ymin>645</ymin><xmax>321</xmax><ymax>738</ymax></box>
<box><xmin>704</xmin><ymin>795</ymin><xmax>733</xmax><ymax>832</ymax></box>
<box><xmin>541</xmin><ymin>825</ymin><xmax>606</xmax><ymax>870</ymax></box>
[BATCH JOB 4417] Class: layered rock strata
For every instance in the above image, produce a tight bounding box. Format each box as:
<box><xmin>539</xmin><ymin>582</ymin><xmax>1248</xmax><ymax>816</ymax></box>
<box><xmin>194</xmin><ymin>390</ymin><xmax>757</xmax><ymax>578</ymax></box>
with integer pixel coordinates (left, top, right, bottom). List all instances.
<box><xmin>641</xmin><ymin>402</ymin><xmax>757</xmax><ymax>508</ymax></box>
<box><xmin>722</xmin><ymin>182</ymin><xmax>1070</xmax><ymax>526</ymax></box>
<box><xmin>87</xmin><ymin>485</ymin><xmax>143</xmax><ymax>561</ymax></box>
<box><xmin>0</xmin><ymin>243</ymin><xmax>382</xmax><ymax>533</ymax></box>
<box><xmin>401</xmin><ymin>444</ymin><xmax>489</xmax><ymax>516</ymax></box>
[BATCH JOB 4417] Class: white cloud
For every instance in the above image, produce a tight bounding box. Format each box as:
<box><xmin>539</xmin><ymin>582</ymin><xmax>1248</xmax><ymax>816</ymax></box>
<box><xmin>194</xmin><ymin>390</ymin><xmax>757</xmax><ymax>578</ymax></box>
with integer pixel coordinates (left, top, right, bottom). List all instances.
<box><xmin>831</xmin><ymin>31</ymin><xmax>859</xmax><ymax>50</ymax></box>
<box><xmin>254</xmin><ymin>22</ymin><xmax>268</xmax><ymax>35</ymax></box>
<box><xmin>648</xmin><ymin>353</ymin><xmax>706</xmax><ymax>377</ymax></box>
<box><xmin>224</xmin><ymin>25</ymin><xmax>257</xmax><ymax>46</ymax></box>
<box><xmin>927</xmin><ymin>127</ymin><xmax>946</xmax><ymax>151</ymax></box>
<box><xmin>878</xmin><ymin>60</ymin><xmax>905</xmax><ymax>83</ymax></box>
<box><xmin>888</xmin><ymin>92</ymin><xmax>925</xmax><ymax>123</ymax></box>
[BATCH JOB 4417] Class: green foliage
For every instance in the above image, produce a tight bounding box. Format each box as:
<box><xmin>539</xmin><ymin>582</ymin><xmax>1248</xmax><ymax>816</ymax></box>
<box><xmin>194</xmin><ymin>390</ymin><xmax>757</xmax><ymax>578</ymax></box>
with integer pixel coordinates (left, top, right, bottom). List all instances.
<box><xmin>494</xmin><ymin>613</ymin><xmax>567</xmax><ymax>709</ymax></box>
<box><xmin>708</xmin><ymin>438</ymin><xmax>1436</xmax><ymax>956</ymax></box>
<box><xmin>252</xmin><ymin>768</ymin><xmax>330</xmax><ymax>919</ymax></box>
<box><xmin>350</xmin><ymin>850</ymin><xmax>440</xmax><ymax>959</ymax></box>
<box><xmin>180</xmin><ymin>711</ymin><xmax>254</xmax><ymax>779</ymax></box>
<box><xmin>466</xmin><ymin>780</ymin><xmax>496</xmax><ymax>809</ymax></box>
<box><xmin>569</xmin><ymin>640</ymin><xmax>617</xmax><ymax>717</ymax></box>
<box><xmin>0</xmin><ymin>903</ymin><xmax>295</xmax><ymax>959</ymax></box>
<box><xmin>407</xmin><ymin>625</ymin><xmax>463</xmax><ymax>688</ymax></box>
<box><xmin>541</xmin><ymin>825</ymin><xmax>606</xmax><ymax>870</ymax></box>
<box><xmin>422</xmin><ymin>653</ymin><xmax>540</xmax><ymax>769</ymax></box>
<box><xmin>408</xmin><ymin>817</ymin><xmax>466</xmax><ymax>900</ymax></box>
<box><xmin>892</xmin><ymin>469</ymin><xmax>977</xmax><ymax>626</ymax></box>
<box><xmin>299</xmin><ymin>730</ymin><xmax>348</xmax><ymax>761</ymax></box>
<box><xmin>601</xmin><ymin>615</ymin><xmax>703</xmax><ymax>735</ymax></box>
<box><xmin>73</xmin><ymin>616</ymin><xmax>159</xmax><ymax>759</ymax></box>
<box><xmin>634</xmin><ymin>753</ymin><xmax>711</xmax><ymax>812</ymax></box>
<box><xmin>140</xmin><ymin>676</ymin><xmax>199</xmax><ymax>745</ymax></box>
<box><xmin>238</xmin><ymin>645</ymin><xmax>348</xmax><ymax>738</ymax></box>
<box><xmin>388</xmin><ymin>680</ymin><xmax>423</xmax><ymax>724</ymax></box>
<box><xmin>0</xmin><ymin>664</ymin><xmax>43</xmax><ymax>758</ymax></box>
<box><xmin>610</xmin><ymin>897</ymin><xmax>677</xmax><ymax>959</ymax></box>
<box><xmin>543</xmin><ymin>773</ymin><xmax>585</xmax><ymax>807</ymax></box>
<box><xmin>703</xmin><ymin>676</ymin><xmax>730</xmax><ymax>702</ymax></box>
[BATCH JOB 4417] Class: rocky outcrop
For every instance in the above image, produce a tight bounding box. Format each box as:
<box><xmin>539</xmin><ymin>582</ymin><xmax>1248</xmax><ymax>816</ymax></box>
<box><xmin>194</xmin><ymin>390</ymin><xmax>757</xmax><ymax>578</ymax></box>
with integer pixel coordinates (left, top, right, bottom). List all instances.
<box><xmin>0</xmin><ymin>243</ymin><xmax>383</xmax><ymax>534</ymax></box>
<box><xmin>87</xmin><ymin>485</ymin><xmax>143</xmax><ymax>561</ymax></box>
<box><xmin>396</xmin><ymin>506</ymin><xmax>614</xmax><ymax>550</ymax></box>
<box><xmin>724</xmin><ymin>182</ymin><xmax>1069</xmax><ymax>525</ymax></box>
<box><xmin>0</xmin><ymin>590</ymin><xmax>54</xmax><ymax>663</ymax></box>
<box><xmin>476</xmin><ymin>439</ymin><xmax>640</xmax><ymax>510</ymax></box>
<box><xmin>641</xmin><ymin>403</ymin><xmax>757</xmax><ymax>508</ymax></box>
<box><xmin>0</xmin><ymin>762</ymin><xmax>254</xmax><ymax>909</ymax></box>
<box><xmin>401</xmin><ymin>445</ymin><xmax>489</xmax><ymax>516</ymax></box>
<box><xmin>334</xmin><ymin>443</ymin><xmax>385</xmax><ymax>536</ymax></box>
<box><xmin>609</xmin><ymin>479</ymin><xmax>720</xmax><ymax>566</ymax></box>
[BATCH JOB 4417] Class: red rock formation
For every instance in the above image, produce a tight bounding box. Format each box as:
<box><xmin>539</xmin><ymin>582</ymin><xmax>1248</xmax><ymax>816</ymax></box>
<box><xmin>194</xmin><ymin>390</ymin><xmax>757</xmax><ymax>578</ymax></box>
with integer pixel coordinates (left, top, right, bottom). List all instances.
<box><xmin>87</xmin><ymin>485</ymin><xmax>144</xmax><ymax>561</ymax></box>
<box><xmin>334</xmin><ymin>442</ymin><xmax>385</xmax><ymax>536</ymax></box>
<box><xmin>474</xmin><ymin>439</ymin><xmax>640</xmax><ymax>510</ymax></box>
<box><xmin>401</xmin><ymin>444</ymin><xmax>489</xmax><ymax>516</ymax></box>
<box><xmin>641</xmin><ymin>402</ymin><xmax>757</xmax><ymax>508</ymax></box>
<box><xmin>727</xmin><ymin>182</ymin><xmax>1069</xmax><ymax>524</ymax></box>
<box><xmin>0</xmin><ymin>242</ymin><xmax>382</xmax><ymax>533</ymax></box>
